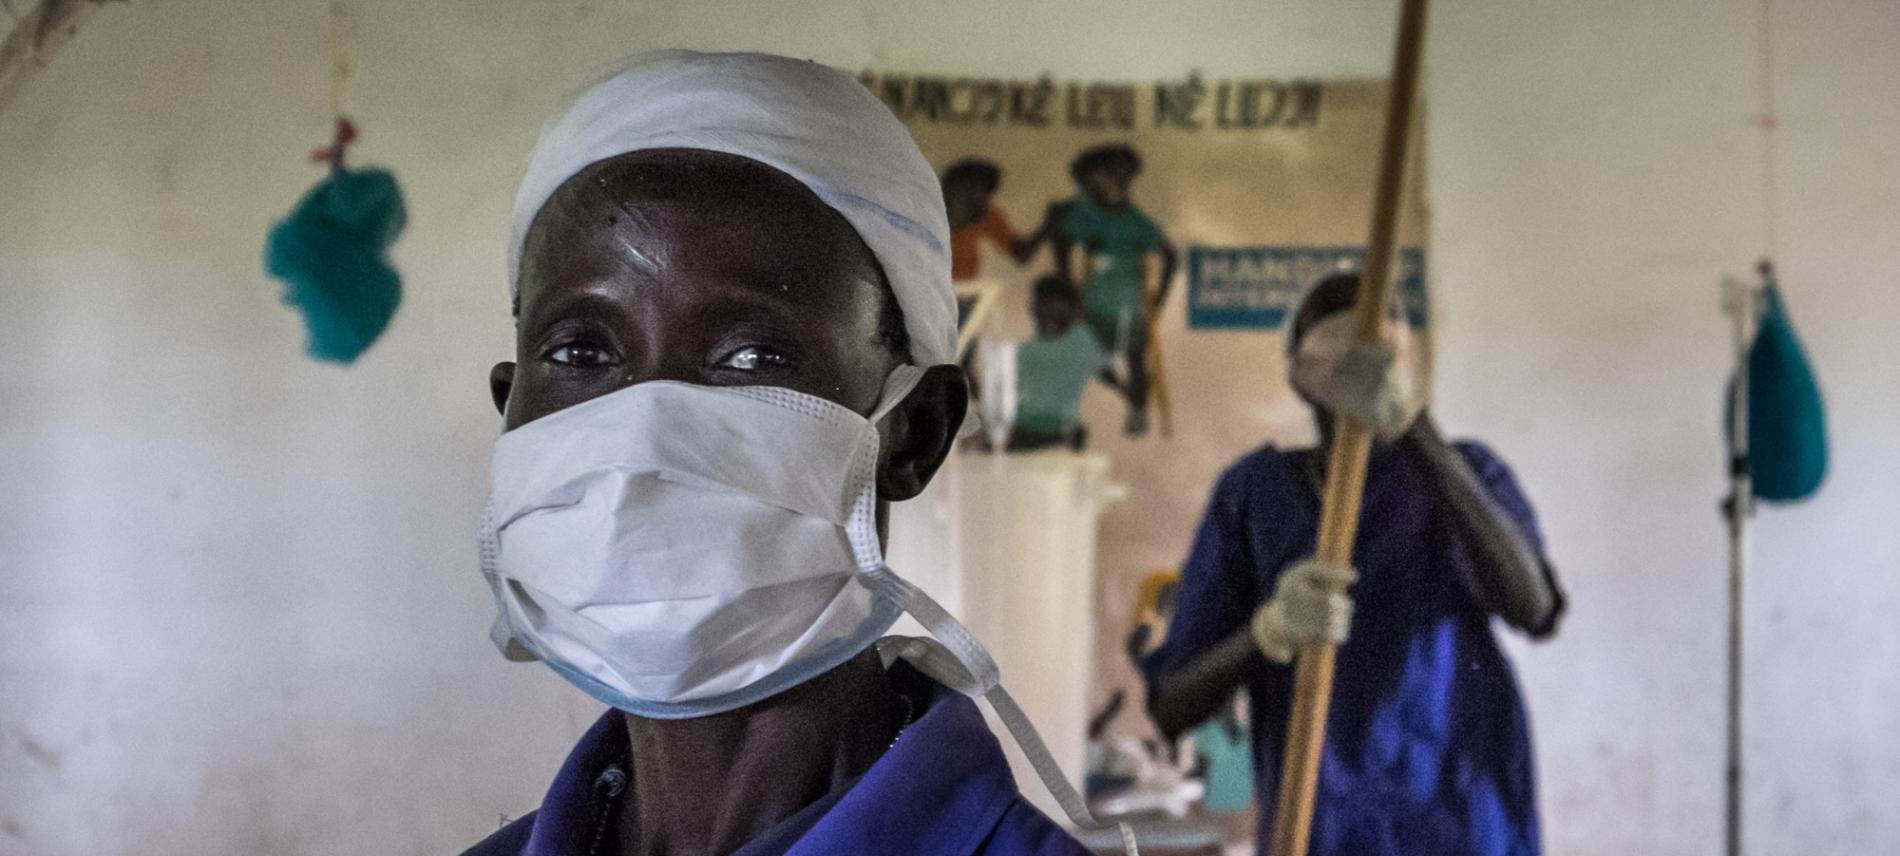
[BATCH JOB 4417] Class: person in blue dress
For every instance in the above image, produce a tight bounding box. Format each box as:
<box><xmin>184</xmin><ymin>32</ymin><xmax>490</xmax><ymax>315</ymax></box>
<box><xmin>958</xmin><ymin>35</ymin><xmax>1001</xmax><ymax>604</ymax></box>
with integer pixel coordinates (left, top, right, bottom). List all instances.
<box><xmin>1142</xmin><ymin>273</ymin><xmax>1566</xmax><ymax>855</ymax></box>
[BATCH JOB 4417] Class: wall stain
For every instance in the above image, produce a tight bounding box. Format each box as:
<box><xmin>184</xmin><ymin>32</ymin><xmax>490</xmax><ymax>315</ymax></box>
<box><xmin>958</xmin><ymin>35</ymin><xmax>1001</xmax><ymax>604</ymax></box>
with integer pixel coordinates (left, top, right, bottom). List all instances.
<box><xmin>17</xmin><ymin>733</ymin><xmax>61</xmax><ymax>772</ymax></box>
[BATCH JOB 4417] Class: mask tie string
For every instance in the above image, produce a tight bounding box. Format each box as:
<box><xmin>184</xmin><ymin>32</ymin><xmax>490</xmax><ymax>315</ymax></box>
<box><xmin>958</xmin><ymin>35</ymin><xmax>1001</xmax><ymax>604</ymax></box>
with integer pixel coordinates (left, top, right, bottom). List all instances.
<box><xmin>874</xmin><ymin>633</ymin><xmax>1140</xmax><ymax>856</ymax></box>
<box><xmin>855</xmin><ymin>365</ymin><xmax>1136</xmax><ymax>851</ymax></box>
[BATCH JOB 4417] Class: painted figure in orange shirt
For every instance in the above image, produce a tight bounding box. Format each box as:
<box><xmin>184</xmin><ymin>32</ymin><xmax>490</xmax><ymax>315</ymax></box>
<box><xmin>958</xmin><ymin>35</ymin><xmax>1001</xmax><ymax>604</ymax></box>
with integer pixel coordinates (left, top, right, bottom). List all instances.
<box><xmin>942</xmin><ymin>158</ymin><xmax>1054</xmax><ymax>281</ymax></box>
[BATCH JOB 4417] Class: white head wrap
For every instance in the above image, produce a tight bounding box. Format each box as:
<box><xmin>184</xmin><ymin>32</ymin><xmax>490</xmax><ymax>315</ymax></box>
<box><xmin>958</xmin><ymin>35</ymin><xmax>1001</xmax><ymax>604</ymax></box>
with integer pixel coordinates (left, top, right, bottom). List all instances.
<box><xmin>508</xmin><ymin>50</ymin><xmax>956</xmax><ymax>366</ymax></box>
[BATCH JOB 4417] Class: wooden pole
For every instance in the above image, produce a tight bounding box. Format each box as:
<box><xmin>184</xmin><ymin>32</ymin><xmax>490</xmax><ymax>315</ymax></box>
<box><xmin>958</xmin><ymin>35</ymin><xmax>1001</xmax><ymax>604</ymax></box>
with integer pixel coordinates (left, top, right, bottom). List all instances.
<box><xmin>1266</xmin><ymin>1</ymin><xmax>1431</xmax><ymax>854</ymax></box>
<box><xmin>1146</xmin><ymin>311</ymin><xmax>1174</xmax><ymax>438</ymax></box>
<box><xmin>0</xmin><ymin>0</ymin><xmax>112</xmax><ymax>116</ymax></box>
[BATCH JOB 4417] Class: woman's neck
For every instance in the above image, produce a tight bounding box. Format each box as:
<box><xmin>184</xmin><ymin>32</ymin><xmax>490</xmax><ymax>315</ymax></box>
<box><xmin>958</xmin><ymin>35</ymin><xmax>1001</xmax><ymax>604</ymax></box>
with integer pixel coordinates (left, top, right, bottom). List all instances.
<box><xmin>616</xmin><ymin>648</ymin><xmax>908</xmax><ymax>856</ymax></box>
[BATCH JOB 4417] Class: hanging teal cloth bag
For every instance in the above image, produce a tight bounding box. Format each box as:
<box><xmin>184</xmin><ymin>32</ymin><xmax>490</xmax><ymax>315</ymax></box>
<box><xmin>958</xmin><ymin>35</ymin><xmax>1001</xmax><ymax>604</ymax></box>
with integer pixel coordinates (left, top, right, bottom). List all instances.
<box><xmin>1739</xmin><ymin>281</ymin><xmax>1828</xmax><ymax>501</ymax></box>
<box><xmin>264</xmin><ymin>119</ymin><xmax>406</xmax><ymax>364</ymax></box>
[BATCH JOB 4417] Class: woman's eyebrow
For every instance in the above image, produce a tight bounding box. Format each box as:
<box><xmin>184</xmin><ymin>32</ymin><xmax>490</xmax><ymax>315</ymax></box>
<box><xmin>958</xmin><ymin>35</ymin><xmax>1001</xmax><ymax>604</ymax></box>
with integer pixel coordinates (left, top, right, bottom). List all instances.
<box><xmin>523</xmin><ymin>283</ymin><xmax>634</xmax><ymax>332</ymax></box>
<box><xmin>684</xmin><ymin>283</ymin><xmax>812</xmax><ymax>334</ymax></box>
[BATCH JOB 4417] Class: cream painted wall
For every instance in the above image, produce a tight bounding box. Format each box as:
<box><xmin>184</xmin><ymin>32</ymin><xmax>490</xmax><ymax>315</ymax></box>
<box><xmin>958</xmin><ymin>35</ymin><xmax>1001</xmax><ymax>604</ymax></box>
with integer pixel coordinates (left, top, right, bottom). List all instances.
<box><xmin>1</xmin><ymin>1</ymin><xmax>1894</xmax><ymax>854</ymax></box>
<box><xmin>1429</xmin><ymin>3</ymin><xmax>1900</xmax><ymax>854</ymax></box>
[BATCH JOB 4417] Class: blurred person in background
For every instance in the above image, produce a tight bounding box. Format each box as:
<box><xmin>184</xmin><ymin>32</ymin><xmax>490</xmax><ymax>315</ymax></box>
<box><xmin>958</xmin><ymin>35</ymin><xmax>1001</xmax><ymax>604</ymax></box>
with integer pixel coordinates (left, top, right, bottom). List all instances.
<box><xmin>1142</xmin><ymin>274</ymin><xmax>1565</xmax><ymax>856</ymax></box>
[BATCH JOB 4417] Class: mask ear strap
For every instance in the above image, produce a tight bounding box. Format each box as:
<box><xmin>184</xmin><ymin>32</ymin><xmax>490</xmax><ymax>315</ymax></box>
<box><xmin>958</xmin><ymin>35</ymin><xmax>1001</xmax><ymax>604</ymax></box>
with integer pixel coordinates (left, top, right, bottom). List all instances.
<box><xmin>855</xmin><ymin>365</ymin><xmax>993</xmax><ymax>688</ymax></box>
<box><xmin>843</xmin><ymin>363</ymin><xmax>932</xmax><ymax>578</ymax></box>
<box><xmin>875</xmin><ymin>634</ymin><xmax>1140</xmax><ymax>855</ymax></box>
<box><xmin>861</xmin><ymin>566</ymin><xmax>999</xmax><ymax>692</ymax></box>
<box><xmin>852</xmin><ymin>368</ymin><xmax>1134</xmax><ymax>851</ymax></box>
<box><xmin>870</xmin><ymin>364</ymin><xmax>930</xmax><ymax>424</ymax></box>
<box><xmin>874</xmin><ymin>361</ymin><xmax>985</xmax><ymax>447</ymax></box>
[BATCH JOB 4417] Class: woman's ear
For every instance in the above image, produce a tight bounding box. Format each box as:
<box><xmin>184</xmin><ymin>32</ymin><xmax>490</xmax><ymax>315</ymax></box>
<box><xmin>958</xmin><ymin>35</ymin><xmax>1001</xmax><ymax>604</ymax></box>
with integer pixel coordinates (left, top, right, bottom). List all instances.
<box><xmin>877</xmin><ymin>364</ymin><xmax>970</xmax><ymax>501</ymax></box>
<box><xmin>490</xmin><ymin>362</ymin><xmax>515</xmax><ymax>416</ymax></box>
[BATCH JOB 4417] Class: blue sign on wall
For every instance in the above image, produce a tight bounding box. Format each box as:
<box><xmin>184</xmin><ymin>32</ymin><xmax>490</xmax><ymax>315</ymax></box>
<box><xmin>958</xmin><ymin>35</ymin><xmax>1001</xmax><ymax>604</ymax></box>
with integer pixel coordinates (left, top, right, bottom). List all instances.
<box><xmin>1186</xmin><ymin>246</ymin><xmax>1427</xmax><ymax>331</ymax></box>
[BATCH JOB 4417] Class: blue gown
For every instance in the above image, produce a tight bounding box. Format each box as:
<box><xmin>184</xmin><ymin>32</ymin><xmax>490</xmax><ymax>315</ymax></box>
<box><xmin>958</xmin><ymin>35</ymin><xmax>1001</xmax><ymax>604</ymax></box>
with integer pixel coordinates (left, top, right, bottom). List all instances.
<box><xmin>1144</xmin><ymin>441</ymin><xmax>1557</xmax><ymax>856</ymax></box>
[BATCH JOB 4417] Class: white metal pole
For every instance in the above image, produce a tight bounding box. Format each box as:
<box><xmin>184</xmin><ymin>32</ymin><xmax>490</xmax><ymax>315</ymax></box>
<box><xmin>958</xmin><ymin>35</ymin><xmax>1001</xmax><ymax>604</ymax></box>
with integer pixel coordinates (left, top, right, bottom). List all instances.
<box><xmin>1720</xmin><ymin>272</ymin><xmax>1760</xmax><ymax>856</ymax></box>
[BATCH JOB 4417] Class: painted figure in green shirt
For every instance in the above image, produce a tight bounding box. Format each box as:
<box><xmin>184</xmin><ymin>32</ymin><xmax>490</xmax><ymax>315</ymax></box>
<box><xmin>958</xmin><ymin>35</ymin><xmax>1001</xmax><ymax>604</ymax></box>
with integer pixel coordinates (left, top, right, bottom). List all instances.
<box><xmin>1012</xmin><ymin>276</ymin><xmax>1110</xmax><ymax>450</ymax></box>
<box><xmin>1051</xmin><ymin>144</ymin><xmax>1178</xmax><ymax>437</ymax></box>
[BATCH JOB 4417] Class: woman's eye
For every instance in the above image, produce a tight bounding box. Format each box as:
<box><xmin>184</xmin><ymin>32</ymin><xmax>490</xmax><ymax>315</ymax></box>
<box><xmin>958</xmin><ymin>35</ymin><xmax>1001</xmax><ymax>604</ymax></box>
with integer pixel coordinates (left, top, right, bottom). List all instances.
<box><xmin>547</xmin><ymin>343</ymin><xmax>617</xmax><ymax>367</ymax></box>
<box><xmin>719</xmin><ymin>346</ymin><xmax>789</xmax><ymax>372</ymax></box>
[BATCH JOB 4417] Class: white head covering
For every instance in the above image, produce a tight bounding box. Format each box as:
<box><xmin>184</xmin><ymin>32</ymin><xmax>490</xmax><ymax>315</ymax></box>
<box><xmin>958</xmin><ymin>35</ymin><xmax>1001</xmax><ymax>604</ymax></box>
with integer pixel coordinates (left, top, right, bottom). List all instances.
<box><xmin>509</xmin><ymin>50</ymin><xmax>955</xmax><ymax>366</ymax></box>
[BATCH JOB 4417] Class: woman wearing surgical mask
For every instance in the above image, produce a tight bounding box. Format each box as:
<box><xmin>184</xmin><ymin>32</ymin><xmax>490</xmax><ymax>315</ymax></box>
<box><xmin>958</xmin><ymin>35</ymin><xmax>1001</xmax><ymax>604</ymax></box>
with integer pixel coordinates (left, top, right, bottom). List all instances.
<box><xmin>467</xmin><ymin>52</ymin><xmax>1122</xmax><ymax>856</ymax></box>
<box><xmin>1141</xmin><ymin>274</ymin><xmax>1566</xmax><ymax>856</ymax></box>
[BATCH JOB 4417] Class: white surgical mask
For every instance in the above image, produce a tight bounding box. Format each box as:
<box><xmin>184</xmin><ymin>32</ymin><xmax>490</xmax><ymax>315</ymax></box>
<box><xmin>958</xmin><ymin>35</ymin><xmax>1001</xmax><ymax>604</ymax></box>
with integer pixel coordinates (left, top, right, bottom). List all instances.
<box><xmin>479</xmin><ymin>366</ymin><xmax>1137</xmax><ymax>851</ymax></box>
<box><xmin>1290</xmin><ymin>310</ymin><xmax>1427</xmax><ymax>437</ymax></box>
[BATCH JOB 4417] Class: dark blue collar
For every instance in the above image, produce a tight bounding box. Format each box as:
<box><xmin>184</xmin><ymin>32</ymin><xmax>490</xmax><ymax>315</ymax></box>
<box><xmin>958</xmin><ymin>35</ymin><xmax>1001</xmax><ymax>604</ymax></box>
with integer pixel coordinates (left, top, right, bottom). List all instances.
<box><xmin>515</xmin><ymin>666</ymin><xmax>1020</xmax><ymax>856</ymax></box>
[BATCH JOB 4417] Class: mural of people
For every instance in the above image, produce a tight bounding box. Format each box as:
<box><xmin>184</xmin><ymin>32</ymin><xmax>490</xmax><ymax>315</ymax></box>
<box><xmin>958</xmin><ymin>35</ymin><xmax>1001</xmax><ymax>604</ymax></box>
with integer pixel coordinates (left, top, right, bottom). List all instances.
<box><xmin>1010</xmin><ymin>276</ymin><xmax>1110</xmax><ymax>451</ymax></box>
<box><xmin>1051</xmin><ymin>144</ymin><xmax>1178</xmax><ymax>437</ymax></box>
<box><xmin>943</xmin><ymin>157</ymin><xmax>1059</xmax><ymax>437</ymax></box>
<box><xmin>942</xmin><ymin>158</ymin><xmax>1051</xmax><ymax>282</ymax></box>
